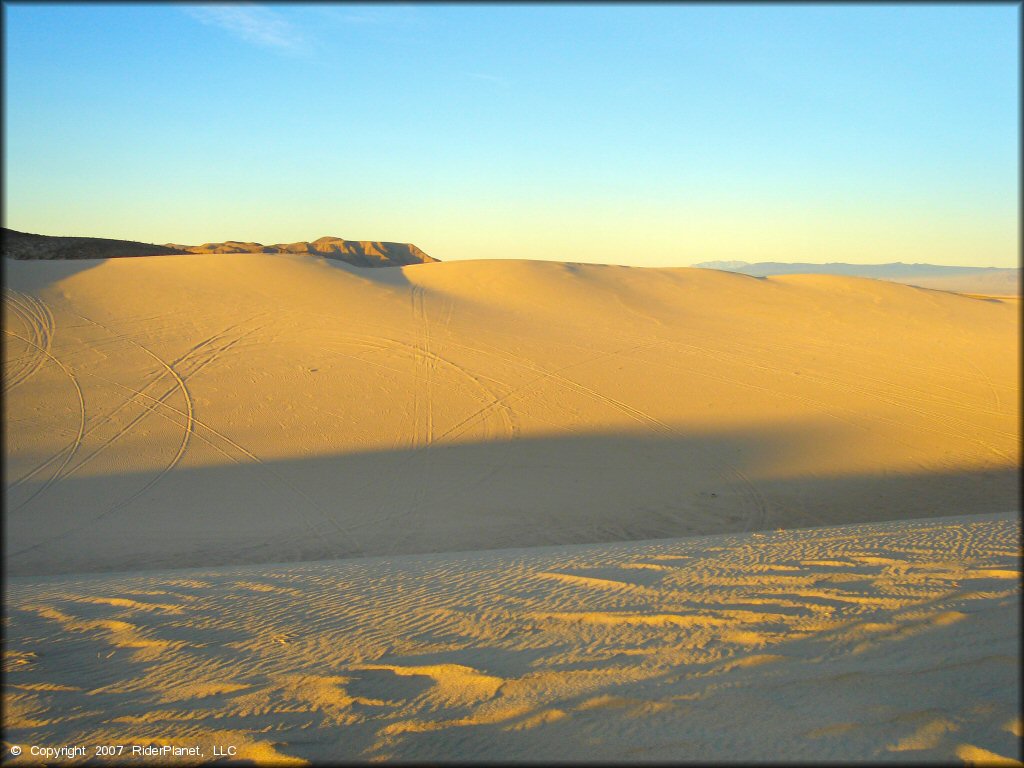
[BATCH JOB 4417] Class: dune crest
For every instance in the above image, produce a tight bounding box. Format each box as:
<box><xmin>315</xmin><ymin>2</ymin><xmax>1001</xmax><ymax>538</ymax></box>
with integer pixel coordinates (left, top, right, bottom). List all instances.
<box><xmin>3</xmin><ymin>253</ymin><xmax>1017</xmax><ymax>576</ymax></box>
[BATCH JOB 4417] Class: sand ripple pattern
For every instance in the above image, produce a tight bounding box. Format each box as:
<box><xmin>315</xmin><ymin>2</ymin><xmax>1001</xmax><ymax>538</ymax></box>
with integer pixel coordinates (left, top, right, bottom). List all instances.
<box><xmin>4</xmin><ymin>512</ymin><xmax>1019</xmax><ymax>764</ymax></box>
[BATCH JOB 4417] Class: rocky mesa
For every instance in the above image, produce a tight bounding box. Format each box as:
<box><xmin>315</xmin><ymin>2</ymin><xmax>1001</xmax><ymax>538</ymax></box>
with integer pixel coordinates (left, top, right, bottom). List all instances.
<box><xmin>164</xmin><ymin>235</ymin><xmax>437</xmax><ymax>267</ymax></box>
<box><xmin>3</xmin><ymin>229</ymin><xmax>436</xmax><ymax>268</ymax></box>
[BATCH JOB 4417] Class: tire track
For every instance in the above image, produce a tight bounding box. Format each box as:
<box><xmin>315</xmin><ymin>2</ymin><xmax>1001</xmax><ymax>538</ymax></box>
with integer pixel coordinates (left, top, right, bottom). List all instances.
<box><xmin>410</xmin><ymin>285</ymin><xmax>436</xmax><ymax>447</ymax></box>
<box><xmin>3</xmin><ymin>289</ymin><xmax>53</xmax><ymax>392</ymax></box>
<box><xmin>66</xmin><ymin>322</ymin><xmax>251</xmax><ymax>478</ymax></box>
<box><xmin>67</xmin><ymin>311</ymin><xmax>363</xmax><ymax>555</ymax></box>
<box><xmin>61</xmin><ymin>313</ymin><xmax>197</xmax><ymax>525</ymax></box>
<box><xmin>10</xmin><ymin>322</ymin><xmax>235</xmax><ymax>502</ymax></box>
<box><xmin>9</xmin><ymin>313</ymin><xmax>361</xmax><ymax>560</ymax></box>
<box><xmin>2</xmin><ymin>329</ymin><xmax>87</xmax><ymax>510</ymax></box>
<box><xmin>422</xmin><ymin>335</ymin><xmax>763</xmax><ymax>529</ymax></box>
<box><xmin>409</xmin><ymin>289</ymin><xmax>423</xmax><ymax>451</ymax></box>
<box><xmin>429</xmin><ymin>336</ymin><xmax>670</xmax><ymax>444</ymax></box>
<box><xmin>419</xmin><ymin>287</ymin><xmax>435</xmax><ymax>446</ymax></box>
<box><xmin>733</xmin><ymin>467</ymin><xmax>769</xmax><ymax>533</ymax></box>
<box><xmin>963</xmin><ymin>355</ymin><xmax>1003</xmax><ymax>414</ymax></box>
<box><xmin>47</xmin><ymin>365</ymin><xmax>351</xmax><ymax>556</ymax></box>
<box><xmin>395</xmin><ymin>284</ymin><xmax>435</xmax><ymax>556</ymax></box>
<box><xmin>308</xmin><ymin>325</ymin><xmax>526</xmax><ymax>553</ymax></box>
<box><xmin>313</xmin><ymin>325</ymin><xmax>518</xmax><ymax>443</ymax></box>
<box><xmin>292</xmin><ymin>297</ymin><xmax>524</xmax><ymax>554</ymax></box>
<box><xmin>294</xmin><ymin>305</ymin><xmax>520</xmax><ymax>442</ymax></box>
<box><xmin>9</xmin><ymin>317</ymin><xmax>259</xmax><ymax>515</ymax></box>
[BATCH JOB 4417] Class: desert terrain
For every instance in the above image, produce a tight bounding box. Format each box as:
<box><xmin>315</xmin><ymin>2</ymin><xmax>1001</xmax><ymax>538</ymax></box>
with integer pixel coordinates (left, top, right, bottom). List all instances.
<box><xmin>5</xmin><ymin>513</ymin><xmax>1019</xmax><ymax>764</ymax></box>
<box><xmin>692</xmin><ymin>260</ymin><xmax>1021</xmax><ymax>298</ymax></box>
<box><xmin>3</xmin><ymin>251</ymin><xmax>1020</xmax><ymax>763</ymax></box>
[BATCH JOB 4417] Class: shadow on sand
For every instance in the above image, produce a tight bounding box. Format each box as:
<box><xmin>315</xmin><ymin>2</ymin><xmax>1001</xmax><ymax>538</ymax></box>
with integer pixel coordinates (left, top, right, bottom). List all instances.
<box><xmin>5</xmin><ymin>427</ymin><xmax>1019</xmax><ymax>577</ymax></box>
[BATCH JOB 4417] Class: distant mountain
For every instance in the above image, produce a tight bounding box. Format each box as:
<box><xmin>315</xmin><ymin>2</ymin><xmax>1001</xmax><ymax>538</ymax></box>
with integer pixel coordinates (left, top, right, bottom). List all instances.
<box><xmin>3</xmin><ymin>229</ymin><xmax>437</xmax><ymax>268</ymax></box>
<box><xmin>165</xmin><ymin>236</ymin><xmax>437</xmax><ymax>267</ymax></box>
<box><xmin>2</xmin><ymin>228</ymin><xmax>187</xmax><ymax>260</ymax></box>
<box><xmin>691</xmin><ymin>260</ymin><xmax>752</xmax><ymax>271</ymax></box>
<box><xmin>691</xmin><ymin>260</ymin><xmax>1020</xmax><ymax>295</ymax></box>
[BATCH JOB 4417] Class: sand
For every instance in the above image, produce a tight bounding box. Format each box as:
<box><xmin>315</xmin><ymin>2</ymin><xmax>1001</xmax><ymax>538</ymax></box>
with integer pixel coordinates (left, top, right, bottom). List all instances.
<box><xmin>3</xmin><ymin>253</ymin><xmax>1018</xmax><ymax>575</ymax></box>
<box><xmin>2</xmin><ymin>252</ymin><xmax>1020</xmax><ymax>763</ymax></box>
<box><xmin>4</xmin><ymin>512</ymin><xmax>1020</xmax><ymax>763</ymax></box>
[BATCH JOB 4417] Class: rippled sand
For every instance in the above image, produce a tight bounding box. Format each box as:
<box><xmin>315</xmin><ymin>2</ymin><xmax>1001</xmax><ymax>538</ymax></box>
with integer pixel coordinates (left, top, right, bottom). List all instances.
<box><xmin>4</xmin><ymin>512</ymin><xmax>1019</xmax><ymax>763</ymax></box>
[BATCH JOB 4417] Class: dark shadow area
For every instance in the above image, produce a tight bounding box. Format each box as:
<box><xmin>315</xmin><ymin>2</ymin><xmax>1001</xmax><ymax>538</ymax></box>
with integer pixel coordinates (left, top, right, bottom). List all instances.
<box><xmin>2</xmin><ymin>255</ymin><xmax>108</xmax><ymax>293</ymax></box>
<box><xmin>317</xmin><ymin>252</ymin><xmax>416</xmax><ymax>288</ymax></box>
<box><xmin>5</xmin><ymin>428</ymin><xmax>1019</xmax><ymax>578</ymax></box>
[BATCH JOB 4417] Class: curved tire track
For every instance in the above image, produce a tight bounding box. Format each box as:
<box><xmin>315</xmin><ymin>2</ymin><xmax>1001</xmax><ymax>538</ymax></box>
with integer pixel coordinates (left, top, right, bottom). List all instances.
<box><xmin>3</xmin><ymin>289</ymin><xmax>54</xmax><ymax>393</ymax></box>
<box><xmin>3</xmin><ymin>329</ymin><xmax>87</xmax><ymax>513</ymax></box>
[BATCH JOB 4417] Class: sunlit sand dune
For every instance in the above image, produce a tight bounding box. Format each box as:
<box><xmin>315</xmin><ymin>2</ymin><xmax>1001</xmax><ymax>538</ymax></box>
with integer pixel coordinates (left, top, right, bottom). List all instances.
<box><xmin>4</xmin><ymin>512</ymin><xmax>1020</xmax><ymax>764</ymax></box>
<box><xmin>3</xmin><ymin>253</ymin><xmax>1019</xmax><ymax>576</ymax></box>
<box><xmin>3</xmin><ymin>253</ymin><xmax>1020</xmax><ymax>764</ymax></box>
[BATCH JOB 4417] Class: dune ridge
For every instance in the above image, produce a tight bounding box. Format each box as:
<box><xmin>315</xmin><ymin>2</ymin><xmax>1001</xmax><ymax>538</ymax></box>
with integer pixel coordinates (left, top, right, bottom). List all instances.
<box><xmin>3</xmin><ymin>253</ymin><xmax>1018</xmax><ymax>577</ymax></box>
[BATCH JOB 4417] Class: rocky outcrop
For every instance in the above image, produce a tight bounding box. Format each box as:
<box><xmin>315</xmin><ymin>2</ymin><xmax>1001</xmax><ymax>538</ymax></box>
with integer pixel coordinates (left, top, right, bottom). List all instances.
<box><xmin>2</xmin><ymin>228</ymin><xmax>187</xmax><ymax>260</ymax></box>
<box><xmin>165</xmin><ymin>236</ymin><xmax>437</xmax><ymax>267</ymax></box>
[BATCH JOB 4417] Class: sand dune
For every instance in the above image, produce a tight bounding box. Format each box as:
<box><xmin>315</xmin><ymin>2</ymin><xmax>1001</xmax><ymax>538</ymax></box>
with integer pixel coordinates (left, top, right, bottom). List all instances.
<box><xmin>4</xmin><ymin>512</ymin><xmax>1019</xmax><ymax>763</ymax></box>
<box><xmin>3</xmin><ymin>252</ymin><xmax>1020</xmax><ymax>764</ymax></box>
<box><xmin>3</xmin><ymin>253</ymin><xmax>1018</xmax><ymax>576</ymax></box>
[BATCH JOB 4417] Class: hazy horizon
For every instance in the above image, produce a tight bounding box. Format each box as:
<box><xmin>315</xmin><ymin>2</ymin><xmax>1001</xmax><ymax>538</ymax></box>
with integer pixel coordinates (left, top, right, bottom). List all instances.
<box><xmin>4</xmin><ymin>4</ymin><xmax>1019</xmax><ymax>267</ymax></box>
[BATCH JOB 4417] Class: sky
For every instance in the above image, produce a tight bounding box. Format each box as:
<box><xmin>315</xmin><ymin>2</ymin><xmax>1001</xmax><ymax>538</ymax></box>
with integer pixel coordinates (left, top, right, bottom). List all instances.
<box><xmin>3</xmin><ymin>3</ymin><xmax>1019</xmax><ymax>267</ymax></box>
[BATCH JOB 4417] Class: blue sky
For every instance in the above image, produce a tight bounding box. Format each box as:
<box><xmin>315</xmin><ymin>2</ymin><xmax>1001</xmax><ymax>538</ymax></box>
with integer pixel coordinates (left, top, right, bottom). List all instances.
<box><xmin>3</xmin><ymin>3</ymin><xmax>1018</xmax><ymax>267</ymax></box>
